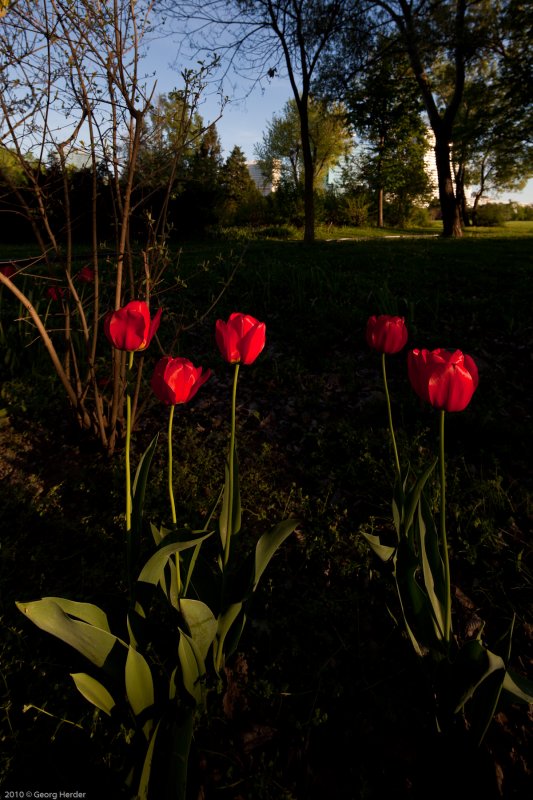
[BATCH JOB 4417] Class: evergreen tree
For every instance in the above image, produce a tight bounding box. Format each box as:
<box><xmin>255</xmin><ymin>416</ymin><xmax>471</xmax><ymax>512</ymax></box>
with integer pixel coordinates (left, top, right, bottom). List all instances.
<box><xmin>219</xmin><ymin>146</ymin><xmax>263</xmax><ymax>225</ymax></box>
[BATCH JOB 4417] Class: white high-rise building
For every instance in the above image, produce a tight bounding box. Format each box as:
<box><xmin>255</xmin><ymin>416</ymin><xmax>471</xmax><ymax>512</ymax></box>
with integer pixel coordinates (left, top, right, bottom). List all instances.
<box><xmin>247</xmin><ymin>159</ymin><xmax>281</xmax><ymax>195</ymax></box>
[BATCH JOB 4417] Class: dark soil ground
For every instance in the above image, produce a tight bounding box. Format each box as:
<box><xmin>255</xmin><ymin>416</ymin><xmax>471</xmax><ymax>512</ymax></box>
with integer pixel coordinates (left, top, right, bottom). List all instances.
<box><xmin>1</xmin><ymin>237</ymin><xmax>532</xmax><ymax>798</ymax></box>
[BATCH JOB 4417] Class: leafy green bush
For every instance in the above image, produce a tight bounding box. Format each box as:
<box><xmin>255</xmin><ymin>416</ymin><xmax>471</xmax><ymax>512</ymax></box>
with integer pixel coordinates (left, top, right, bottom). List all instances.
<box><xmin>473</xmin><ymin>203</ymin><xmax>508</xmax><ymax>227</ymax></box>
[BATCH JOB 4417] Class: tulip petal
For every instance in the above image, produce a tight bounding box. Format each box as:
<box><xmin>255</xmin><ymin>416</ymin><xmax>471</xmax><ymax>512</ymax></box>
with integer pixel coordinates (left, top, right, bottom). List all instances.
<box><xmin>240</xmin><ymin>321</ymin><xmax>266</xmax><ymax>364</ymax></box>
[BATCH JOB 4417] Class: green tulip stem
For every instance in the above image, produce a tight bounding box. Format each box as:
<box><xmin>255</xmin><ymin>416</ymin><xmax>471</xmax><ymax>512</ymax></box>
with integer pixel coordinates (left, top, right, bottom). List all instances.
<box><xmin>382</xmin><ymin>353</ymin><xmax>401</xmax><ymax>481</ymax></box>
<box><xmin>439</xmin><ymin>409</ymin><xmax>452</xmax><ymax>645</ymax></box>
<box><xmin>125</xmin><ymin>351</ymin><xmax>134</xmax><ymax>534</ymax></box>
<box><xmin>223</xmin><ymin>362</ymin><xmax>240</xmax><ymax>567</ymax></box>
<box><xmin>168</xmin><ymin>404</ymin><xmax>177</xmax><ymax>525</ymax></box>
<box><xmin>168</xmin><ymin>403</ymin><xmax>182</xmax><ymax>601</ymax></box>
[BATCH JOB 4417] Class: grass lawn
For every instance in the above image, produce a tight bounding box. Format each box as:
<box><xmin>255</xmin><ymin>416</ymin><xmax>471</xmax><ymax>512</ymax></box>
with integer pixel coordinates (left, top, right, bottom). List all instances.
<box><xmin>0</xmin><ymin>229</ymin><xmax>532</xmax><ymax>798</ymax></box>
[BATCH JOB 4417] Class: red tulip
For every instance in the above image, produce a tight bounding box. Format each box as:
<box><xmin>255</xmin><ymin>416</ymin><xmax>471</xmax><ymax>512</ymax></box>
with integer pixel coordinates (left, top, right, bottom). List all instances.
<box><xmin>215</xmin><ymin>312</ymin><xmax>266</xmax><ymax>365</ymax></box>
<box><xmin>46</xmin><ymin>286</ymin><xmax>66</xmax><ymax>301</ymax></box>
<box><xmin>408</xmin><ymin>348</ymin><xmax>479</xmax><ymax>412</ymax></box>
<box><xmin>151</xmin><ymin>356</ymin><xmax>211</xmax><ymax>405</ymax></box>
<box><xmin>103</xmin><ymin>300</ymin><xmax>162</xmax><ymax>352</ymax></box>
<box><xmin>0</xmin><ymin>265</ymin><xmax>16</xmax><ymax>278</ymax></box>
<box><xmin>366</xmin><ymin>315</ymin><xmax>408</xmax><ymax>354</ymax></box>
<box><xmin>77</xmin><ymin>265</ymin><xmax>95</xmax><ymax>283</ymax></box>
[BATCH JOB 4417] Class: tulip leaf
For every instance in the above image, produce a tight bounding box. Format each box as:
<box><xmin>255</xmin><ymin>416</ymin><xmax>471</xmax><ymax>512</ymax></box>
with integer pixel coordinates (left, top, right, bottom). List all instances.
<box><xmin>181</xmin><ymin>490</ymin><xmax>223</xmax><ymax>595</ymax></box>
<box><xmin>140</xmin><ymin>708</ymin><xmax>194</xmax><ymax>800</ymax></box>
<box><xmin>130</xmin><ymin>433</ymin><xmax>160</xmax><ymax>583</ymax></box>
<box><xmin>392</xmin><ymin>496</ymin><xmax>401</xmax><ymax>538</ymax></box>
<box><xmin>214</xmin><ymin>602</ymin><xmax>244</xmax><ymax>673</ymax></box>
<box><xmin>417</xmin><ymin>498</ymin><xmax>445</xmax><ymax>640</ymax></box>
<box><xmin>150</xmin><ymin>521</ymin><xmax>171</xmax><ymax>547</ymax></box>
<box><xmin>393</xmin><ymin>539</ymin><xmax>438</xmax><ymax>655</ymax></box>
<box><xmin>392</xmin><ymin>474</ymin><xmax>407</xmax><ymax>537</ymax></box>
<box><xmin>70</xmin><ymin>672</ymin><xmax>115</xmax><ymax>716</ymax></box>
<box><xmin>165</xmin><ymin>709</ymin><xmax>194</xmax><ymax>800</ymax></box>
<box><xmin>442</xmin><ymin>639</ymin><xmax>505</xmax><ymax>716</ymax></box>
<box><xmin>362</xmin><ymin>532</ymin><xmax>395</xmax><ymax>563</ymax></box>
<box><xmin>137</xmin><ymin>719</ymin><xmax>161</xmax><ymax>800</ymax></box>
<box><xmin>180</xmin><ymin>599</ymin><xmax>217</xmax><ymax>662</ymax></box>
<box><xmin>178</xmin><ymin>629</ymin><xmax>205</xmax><ymax>705</ymax></box>
<box><xmin>254</xmin><ymin>519</ymin><xmax>299</xmax><ymax>590</ymax></box>
<box><xmin>137</xmin><ymin>531</ymin><xmax>212</xmax><ymax>587</ymax></box>
<box><xmin>502</xmin><ymin>670</ymin><xmax>533</xmax><ymax>705</ymax></box>
<box><xmin>132</xmin><ymin>432</ymin><xmax>160</xmax><ymax>503</ymax></box>
<box><xmin>183</xmin><ymin>540</ymin><xmax>203</xmax><ymax>596</ymax></box>
<box><xmin>16</xmin><ymin>598</ymin><xmax>125</xmax><ymax>667</ymax></box>
<box><xmin>125</xmin><ymin>646</ymin><xmax>154</xmax><ymax>727</ymax></box>
<box><xmin>38</xmin><ymin>597</ymin><xmax>111</xmax><ymax>632</ymax></box>
<box><xmin>402</xmin><ymin>460</ymin><xmax>437</xmax><ymax>539</ymax></box>
<box><xmin>219</xmin><ymin>447</ymin><xmax>241</xmax><ymax>551</ymax></box>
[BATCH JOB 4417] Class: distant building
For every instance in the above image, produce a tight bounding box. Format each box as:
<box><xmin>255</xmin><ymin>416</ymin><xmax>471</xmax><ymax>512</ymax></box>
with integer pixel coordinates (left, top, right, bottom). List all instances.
<box><xmin>423</xmin><ymin>129</ymin><xmax>438</xmax><ymax>195</ymax></box>
<box><xmin>64</xmin><ymin>147</ymin><xmax>93</xmax><ymax>170</ymax></box>
<box><xmin>247</xmin><ymin>160</ymin><xmax>281</xmax><ymax>195</ymax></box>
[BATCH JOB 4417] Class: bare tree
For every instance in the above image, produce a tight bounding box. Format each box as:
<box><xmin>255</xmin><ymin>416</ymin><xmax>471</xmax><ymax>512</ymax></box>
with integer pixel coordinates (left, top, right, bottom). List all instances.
<box><xmin>0</xmin><ymin>0</ymin><xmax>219</xmax><ymax>453</ymax></box>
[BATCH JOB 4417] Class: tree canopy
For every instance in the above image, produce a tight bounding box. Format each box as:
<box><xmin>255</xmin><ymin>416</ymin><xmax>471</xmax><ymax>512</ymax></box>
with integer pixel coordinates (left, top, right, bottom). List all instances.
<box><xmin>254</xmin><ymin>97</ymin><xmax>353</xmax><ymax>191</ymax></box>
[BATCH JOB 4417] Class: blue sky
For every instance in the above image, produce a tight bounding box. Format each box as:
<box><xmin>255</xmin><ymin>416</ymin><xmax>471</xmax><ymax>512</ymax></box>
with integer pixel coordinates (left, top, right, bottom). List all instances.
<box><xmin>146</xmin><ymin>42</ymin><xmax>533</xmax><ymax>205</ymax></box>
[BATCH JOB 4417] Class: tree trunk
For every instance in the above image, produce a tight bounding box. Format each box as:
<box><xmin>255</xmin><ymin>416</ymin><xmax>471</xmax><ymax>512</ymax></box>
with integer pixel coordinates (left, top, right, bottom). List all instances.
<box><xmin>454</xmin><ymin>163</ymin><xmax>470</xmax><ymax>226</ymax></box>
<box><xmin>299</xmin><ymin>99</ymin><xmax>315</xmax><ymax>243</ymax></box>
<box><xmin>378</xmin><ymin>188</ymin><xmax>384</xmax><ymax>227</ymax></box>
<box><xmin>303</xmin><ymin>167</ymin><xmax>315</xmax><ymax>243</ymax></box>
<box><xmin>434</xmin><ymin>135</ymin><xmax>463</xmax><ymax>237</ymax></box>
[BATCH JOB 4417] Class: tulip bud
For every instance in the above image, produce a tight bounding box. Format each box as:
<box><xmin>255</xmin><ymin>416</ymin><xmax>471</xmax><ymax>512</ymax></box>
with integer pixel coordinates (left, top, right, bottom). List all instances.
<box><xmin>366</xmin><ymin>315</ymin><xmax>408</xmax><ymax>355</ymax></box>
<box><xmin>215</xmin><ymin>312</ymin><xmax>266</xmax><ymax>365</ymax></box>
<box><xmin>151</xmin><ymin>356</ymin><xmax>211</xmax><ymax>405</ymax></box>
<box><xmin>408</xmin><ymin>348</ymin><xmax>479</xmax><ymax>412</ymax></box>
<box><xmin>104</xmin><ymin>300</ymin><xmax>162</xmax><ymax>352</ymax></box>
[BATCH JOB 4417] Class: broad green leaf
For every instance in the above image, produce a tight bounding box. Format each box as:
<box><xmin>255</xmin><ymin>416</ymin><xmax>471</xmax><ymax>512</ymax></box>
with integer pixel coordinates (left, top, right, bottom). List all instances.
<box><xmin>137</xmin><ymin>719</ymin><xmax>161</xmax><ymax>800</ymax></box>
<box><xmin>362</xmin><ymin>532</ymin><xmax>395</xmax><ymax>563</ymax></box>
<box><xmin>178</xmin><ymin>630</ymin><xmax>204</xmax><ymax>705</ymax></box>
<box><xmin>214</xmin><ymin>602</ymin><xmax>243</xmax><ymax>673</ymax></box>
<box><xmin>502</xmin><ymin>670</ymin><xmax>533</xmax><ymax>704</ymax></box>
<box><xmin>70</xmin><ymin>672</ymin><xmax>115</xmax><ymax>716</ymax></box>
<box><xmin>16</xmin><ymin>598</ymin><xmax>124</xmax><ymax>667</ymax></box>
<box><xmin>254</xmin><ymin>519</ymin><xmax>299</xmax><ymax>589</ymax></box>
<box><xmin>125</xmin><ymin>646</ymin><xmax>154</xmax><ymax>721</ymax></box>
<box><xmin>180</xmin><ymin>599</ymin><xmax>217</xmax><ymax>662</ymax></box>
<box><xmin>40</xmin><ymin>597</ymin><xmax>111</xmax><ymax>632</ymax></box>
<box><xmin>137</xmin><ymin>531</ymin><xmax>212</xmax><ymax>587</ymax></box>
